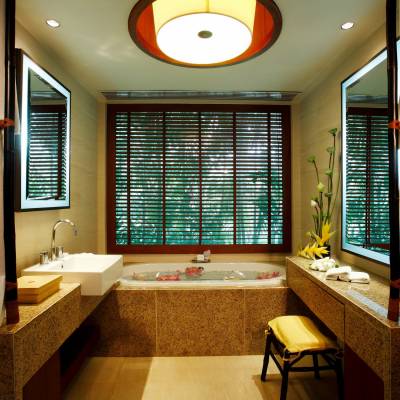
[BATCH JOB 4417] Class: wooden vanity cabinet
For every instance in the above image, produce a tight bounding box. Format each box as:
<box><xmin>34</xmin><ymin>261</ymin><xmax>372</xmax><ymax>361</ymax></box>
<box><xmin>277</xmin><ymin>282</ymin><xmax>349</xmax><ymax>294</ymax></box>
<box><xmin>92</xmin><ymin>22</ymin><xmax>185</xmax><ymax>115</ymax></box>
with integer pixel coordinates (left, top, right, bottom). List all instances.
<box><xmin>23</xmin><ymin>352</ymin><xmax>61</xmax><ymax>400</ymax></box>
<box><xmin>287</xmin><ymin>257</ymin><xmax>398</xmax><ymax>400</ymax></box>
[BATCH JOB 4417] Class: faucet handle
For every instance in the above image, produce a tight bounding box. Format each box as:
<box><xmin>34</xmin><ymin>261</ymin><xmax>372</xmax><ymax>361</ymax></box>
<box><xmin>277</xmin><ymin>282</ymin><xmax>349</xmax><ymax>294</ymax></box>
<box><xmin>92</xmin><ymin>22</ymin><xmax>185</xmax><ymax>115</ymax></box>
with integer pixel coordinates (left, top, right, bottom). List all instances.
<box><xmin>39</xmin><ymin>251</ymin><xmax>49</xmax><ymax>265</ymax></box>
<box><xmin>55</xmin><ymin>246</ymin><xmax>64</xmax><ymax>259</ymax></box>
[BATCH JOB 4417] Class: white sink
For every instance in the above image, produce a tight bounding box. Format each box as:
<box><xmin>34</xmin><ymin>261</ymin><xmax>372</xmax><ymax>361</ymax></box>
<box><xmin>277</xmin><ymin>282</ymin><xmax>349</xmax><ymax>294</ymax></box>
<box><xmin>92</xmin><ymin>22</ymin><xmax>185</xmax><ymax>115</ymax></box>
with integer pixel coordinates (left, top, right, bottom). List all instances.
<box><xmin>22</xmin><ymin>253</ymin><xmax>123</xmax><ymax>296</ymax></box>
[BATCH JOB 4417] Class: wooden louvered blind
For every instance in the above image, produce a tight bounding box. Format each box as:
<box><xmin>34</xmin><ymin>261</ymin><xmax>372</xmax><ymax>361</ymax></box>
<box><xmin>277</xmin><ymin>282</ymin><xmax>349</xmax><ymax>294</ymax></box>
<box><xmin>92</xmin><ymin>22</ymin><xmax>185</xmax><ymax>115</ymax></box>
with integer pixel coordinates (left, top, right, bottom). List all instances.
<box><xmin>107</xmin><ymin>104</ymin><xmax>291</xmax><ymax>253</ymax></box>
<box><xmin>345</xmin><ymin>107</ymin><xmax>389</xmax><ymax>255</ymax></box>
<box><xmin>27</xmin><ymin>104</ymin><xmax>67</xmax><ymax>200</ymax></box>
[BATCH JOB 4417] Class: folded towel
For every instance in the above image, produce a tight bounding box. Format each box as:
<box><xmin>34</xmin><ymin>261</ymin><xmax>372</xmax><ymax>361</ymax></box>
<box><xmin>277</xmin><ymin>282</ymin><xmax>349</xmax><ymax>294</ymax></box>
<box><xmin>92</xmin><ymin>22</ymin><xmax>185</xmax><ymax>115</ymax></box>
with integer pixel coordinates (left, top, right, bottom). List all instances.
<box><xmin>325</xmin><ymin>266</ymin><xmax>352</xmax><ymax>280</ymax></box>
<box><xmin>338</xmin><ymin>271</ymin><xmax>370</xmax><ymax>284</ymax></box>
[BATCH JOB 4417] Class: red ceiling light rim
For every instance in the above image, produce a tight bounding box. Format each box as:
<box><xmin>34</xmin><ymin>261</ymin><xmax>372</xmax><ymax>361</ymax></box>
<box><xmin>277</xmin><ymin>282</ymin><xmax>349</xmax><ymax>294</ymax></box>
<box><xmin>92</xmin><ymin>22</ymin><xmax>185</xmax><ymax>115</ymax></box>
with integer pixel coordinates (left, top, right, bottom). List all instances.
<box><xmin>128</xmin><ymin>0</ymin><xmax>283</xmax><ymax>68</ymax></box>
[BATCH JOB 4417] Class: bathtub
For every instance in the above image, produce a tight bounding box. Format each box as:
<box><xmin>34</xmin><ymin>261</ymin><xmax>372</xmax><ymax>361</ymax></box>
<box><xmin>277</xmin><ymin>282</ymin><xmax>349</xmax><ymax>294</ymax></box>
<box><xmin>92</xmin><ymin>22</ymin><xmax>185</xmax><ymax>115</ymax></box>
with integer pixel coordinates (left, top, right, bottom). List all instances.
<box><xmin>120</xmin><ymin>262</ymin><xmax>286</xmax><ymax>288</ymax></box>
<box><xmin>92</xmin><ymin>261</ymin><xmax>294</xmax><ymax>357</ymax></box>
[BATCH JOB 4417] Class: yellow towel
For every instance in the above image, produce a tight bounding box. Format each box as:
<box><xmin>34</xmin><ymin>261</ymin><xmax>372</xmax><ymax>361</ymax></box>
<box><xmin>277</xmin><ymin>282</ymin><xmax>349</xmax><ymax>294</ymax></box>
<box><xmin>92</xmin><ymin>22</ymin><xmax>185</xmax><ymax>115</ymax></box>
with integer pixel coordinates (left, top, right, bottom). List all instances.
<box><xmin>268</xmin><ymin>316</ymin><xmax>337</xmax><ymax>353</ymax></box>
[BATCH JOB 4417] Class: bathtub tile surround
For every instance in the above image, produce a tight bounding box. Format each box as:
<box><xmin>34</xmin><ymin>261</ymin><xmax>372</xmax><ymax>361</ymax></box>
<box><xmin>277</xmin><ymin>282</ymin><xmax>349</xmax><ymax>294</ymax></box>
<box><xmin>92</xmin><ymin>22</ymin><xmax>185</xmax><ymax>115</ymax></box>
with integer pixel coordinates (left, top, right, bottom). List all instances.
<box><xmin>91</xmin><ymin>290</ymin><xmax>157</xmax><ymax>357</ymax></box>
<box><xmin>90</xmin><ymin>287</ymin><xmax>306</xmax><ymax>357</ymax></box>
<box><xmin>244</xmin><ymin>289</ymin><xmax>314</xmax><ymax>354</ymax></box>
<box><xmin>157</xmin><ymin>290</ymin><xmax>244</xmax><ymax>356</ymax></box>
<box><xmin>80</xmin><ymin>292</ymin><xmax>116</xmax><ymax>323</ymax></box>
<box><xmin>244</xmin><ymin>289</ymin><xmax>290</xmax><ymax>354</ymax></box>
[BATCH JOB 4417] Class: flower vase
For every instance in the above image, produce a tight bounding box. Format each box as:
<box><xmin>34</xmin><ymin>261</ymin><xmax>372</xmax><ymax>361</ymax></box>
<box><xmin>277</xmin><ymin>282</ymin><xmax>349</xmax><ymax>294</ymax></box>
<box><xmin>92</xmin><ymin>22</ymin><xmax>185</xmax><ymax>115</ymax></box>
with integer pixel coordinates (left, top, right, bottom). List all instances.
<box><xmin>324</xmin><ymin>244</ymin><xmax>331</xmax><ymax>258</ymax></box>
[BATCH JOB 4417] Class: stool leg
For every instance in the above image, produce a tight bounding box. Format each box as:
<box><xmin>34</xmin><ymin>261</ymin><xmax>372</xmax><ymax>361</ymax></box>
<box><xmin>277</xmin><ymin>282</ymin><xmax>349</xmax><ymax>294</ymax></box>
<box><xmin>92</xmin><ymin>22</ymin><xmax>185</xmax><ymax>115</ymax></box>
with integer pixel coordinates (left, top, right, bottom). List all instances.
<box><xmin>334</xmin><ymin>357</ymin><xmax>344</xmax><ymax>400</ymax></box>
<box><xmin>280</xmin><ymin>361</ymin><xmax>290</xmax><ymax>400</ymax></box>
<box><xmin>312</xmin><ymin>354</ymin><xmax>320</xmax><ymax>380</ymax></box>
<box><xmin>261</xmin><ymin>332</ymin><xmax>272</xmax><ymax>382</ymax></box>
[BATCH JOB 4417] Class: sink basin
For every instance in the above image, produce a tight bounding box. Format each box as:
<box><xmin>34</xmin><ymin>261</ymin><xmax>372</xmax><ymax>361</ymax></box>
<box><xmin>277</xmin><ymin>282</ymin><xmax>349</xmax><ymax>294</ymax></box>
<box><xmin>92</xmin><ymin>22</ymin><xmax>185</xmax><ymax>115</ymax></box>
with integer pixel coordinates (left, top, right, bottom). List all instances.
<box><xmin>22</xmin><ymin>253</ymin><xmax>123</xmax><ymax>296</ymax></box>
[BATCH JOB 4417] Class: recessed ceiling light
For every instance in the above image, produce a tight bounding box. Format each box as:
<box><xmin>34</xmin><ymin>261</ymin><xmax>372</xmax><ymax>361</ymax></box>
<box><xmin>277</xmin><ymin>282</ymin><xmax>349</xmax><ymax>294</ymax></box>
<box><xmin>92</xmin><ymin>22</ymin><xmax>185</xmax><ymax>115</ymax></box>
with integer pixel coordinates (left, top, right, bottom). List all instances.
<box><xmin>341</xmin><ymin>22</ymin><xmax>354</xmax><ymax>30</ymax></box>
<box><xmin>46</xmin><ymin>19</ymin><xmax>60</xmax><ymax>28</ymax></box>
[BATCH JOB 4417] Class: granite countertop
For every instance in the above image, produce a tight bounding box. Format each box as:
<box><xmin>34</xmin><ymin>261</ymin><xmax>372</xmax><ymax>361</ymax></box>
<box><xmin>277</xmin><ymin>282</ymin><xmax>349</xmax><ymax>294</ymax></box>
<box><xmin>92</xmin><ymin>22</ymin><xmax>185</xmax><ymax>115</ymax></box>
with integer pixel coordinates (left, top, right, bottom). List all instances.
<box><xmin>0</xmin><ymin>283</ymin><xmax>81</xmax><ymax>335</ymax></box>
<box><xmin>287</xmin><ymin>256</ymin><xmax>400</xmax><ymax>329</ymax></box>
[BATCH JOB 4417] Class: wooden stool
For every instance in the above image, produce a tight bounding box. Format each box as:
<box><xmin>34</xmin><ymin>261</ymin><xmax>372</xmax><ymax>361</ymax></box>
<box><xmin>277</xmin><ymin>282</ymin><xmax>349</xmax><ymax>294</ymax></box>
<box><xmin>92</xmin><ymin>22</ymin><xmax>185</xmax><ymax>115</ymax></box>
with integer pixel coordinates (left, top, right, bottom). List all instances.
<box><xmin>260</xmin><ymin>316</ymin><xmax>344</xmax><ymax>400</ymax></box>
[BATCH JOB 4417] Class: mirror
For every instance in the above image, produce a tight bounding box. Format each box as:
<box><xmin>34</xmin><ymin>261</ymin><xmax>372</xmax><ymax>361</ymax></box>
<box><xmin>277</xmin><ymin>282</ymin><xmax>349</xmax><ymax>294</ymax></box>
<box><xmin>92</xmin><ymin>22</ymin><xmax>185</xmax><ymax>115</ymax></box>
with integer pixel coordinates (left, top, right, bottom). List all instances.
<box><xmin>15</xmin><ymin>50</ymin><xmax>70</xmax><ymax>211</ymax></box>
<box><xmin>341</xmin><ymin>44</ymin><xmax>399</xmax><ymax>264</ymax></box>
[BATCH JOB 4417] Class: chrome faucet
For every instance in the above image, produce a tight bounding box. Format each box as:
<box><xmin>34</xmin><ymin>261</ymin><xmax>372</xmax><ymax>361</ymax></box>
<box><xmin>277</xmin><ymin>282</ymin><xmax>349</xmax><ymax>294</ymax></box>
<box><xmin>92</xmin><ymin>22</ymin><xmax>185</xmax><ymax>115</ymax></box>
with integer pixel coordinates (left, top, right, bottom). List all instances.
<box><xmin>51</xmin><ymin>219</ymin><xmax>78</xmax><ymax>261</ymax></box>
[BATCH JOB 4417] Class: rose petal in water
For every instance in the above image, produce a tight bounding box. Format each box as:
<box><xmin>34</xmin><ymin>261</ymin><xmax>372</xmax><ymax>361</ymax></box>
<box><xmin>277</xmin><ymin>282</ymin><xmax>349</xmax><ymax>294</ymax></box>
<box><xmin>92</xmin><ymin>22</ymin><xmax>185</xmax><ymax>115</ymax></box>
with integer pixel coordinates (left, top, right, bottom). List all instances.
<box><xmin>156</xmin><ymin>273</ymin><xmax>181</xmax><ymax>281</ymax></box>
<box><xmin>257</xmin><ymin>271</ymin><xmax>280</xmax><ymax>280</ymax></box>
<box><xmin>185</xmin><ymin>266</ymin><xmax>204</xmax><ymax>276</ymax></box>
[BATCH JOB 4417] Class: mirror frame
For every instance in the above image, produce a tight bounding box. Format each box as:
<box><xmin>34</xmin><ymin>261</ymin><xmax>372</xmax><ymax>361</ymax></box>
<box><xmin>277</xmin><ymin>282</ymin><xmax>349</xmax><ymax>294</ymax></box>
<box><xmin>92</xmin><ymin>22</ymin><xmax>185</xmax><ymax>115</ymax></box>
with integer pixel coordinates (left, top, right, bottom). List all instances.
<box><xmin>15</xmin><ymin>49</ymin><xmax>71</xmax><ymax>211</ymax></box>
<box><xmin>341</xmin><ymin>42</ymin><xmax>400</xmax><ymax>265</ymax></box>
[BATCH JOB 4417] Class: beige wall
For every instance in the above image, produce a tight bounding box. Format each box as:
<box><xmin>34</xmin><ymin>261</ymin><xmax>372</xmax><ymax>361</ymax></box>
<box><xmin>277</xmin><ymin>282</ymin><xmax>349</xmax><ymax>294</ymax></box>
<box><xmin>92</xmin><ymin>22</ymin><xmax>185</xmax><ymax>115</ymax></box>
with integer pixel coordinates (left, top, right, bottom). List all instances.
<box><xmin>298</xmin><ymin>24</ymin><xmax>389</xmax><ymax>278</ymax></box>
<box><xmin>14</xmin><ymin>23</ymin><xmax>98</xmax><ymax>272</ymax></box>
<box><xmin>96</xmin><ymin>101</ymin><xmax>302</xmax><ymax>263</ymax></box>
<box><xmin>97</xmin><ymin>102</ymin><xmax>106</xmax><ymax>254</ymax></box>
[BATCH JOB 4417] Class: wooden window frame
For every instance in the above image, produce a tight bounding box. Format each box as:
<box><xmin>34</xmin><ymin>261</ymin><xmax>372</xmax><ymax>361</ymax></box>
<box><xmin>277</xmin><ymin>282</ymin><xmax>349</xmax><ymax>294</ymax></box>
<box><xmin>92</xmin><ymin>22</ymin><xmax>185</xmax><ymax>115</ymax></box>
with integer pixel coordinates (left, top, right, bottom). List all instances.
<box><xmin>106</xmin><ymin>104</ymin><xmax>292</xmax><ymax>254</ymax></box>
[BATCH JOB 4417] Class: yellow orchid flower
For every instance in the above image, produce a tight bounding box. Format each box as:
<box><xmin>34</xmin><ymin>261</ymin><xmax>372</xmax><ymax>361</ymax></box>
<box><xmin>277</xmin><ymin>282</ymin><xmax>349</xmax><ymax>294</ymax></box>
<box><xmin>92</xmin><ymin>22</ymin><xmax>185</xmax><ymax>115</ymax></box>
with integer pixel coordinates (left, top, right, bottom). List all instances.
<box><xmin>314</xmin><ymin>223</ymin><xmax>335</xmax><ymax>246</ymax></box>
<box><xmin>297</xmin><ymin>244</ymin><xmax>311</xmax><ymax>259</ymax></box>
<box><xmin>306</xmin><ymin>243</ymin><xmax>319</xmax><ymax>259</ymax></box>
<box><xmin>313</xmin><ymin>246</ymin><xmax>329</xmax><ymax>258</ymax></box>
<box><xmin>298</xmin><ymin>242</ymin><xmax>329</xmax><ymax>260</ymax></box>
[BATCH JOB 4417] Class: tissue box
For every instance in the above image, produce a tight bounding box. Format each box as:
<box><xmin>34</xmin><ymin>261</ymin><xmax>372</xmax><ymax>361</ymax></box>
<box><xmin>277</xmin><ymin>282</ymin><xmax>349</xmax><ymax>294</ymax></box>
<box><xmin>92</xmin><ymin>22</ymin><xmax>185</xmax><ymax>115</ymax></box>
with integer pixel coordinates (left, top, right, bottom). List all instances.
<box><xmin>18</xmin><ymin>275</ymin><xmax>62</xmax><ymax>304</ymax></box>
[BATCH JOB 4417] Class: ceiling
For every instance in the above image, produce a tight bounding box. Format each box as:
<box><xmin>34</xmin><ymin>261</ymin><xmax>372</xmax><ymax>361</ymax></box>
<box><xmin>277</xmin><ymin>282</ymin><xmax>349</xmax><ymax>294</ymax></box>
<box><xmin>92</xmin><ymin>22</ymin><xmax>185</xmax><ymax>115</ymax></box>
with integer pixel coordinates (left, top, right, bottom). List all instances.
<box><xmin>16</xmin><ymin>0</ymin><xmax>386</xmax><ymax>100</ymax></box>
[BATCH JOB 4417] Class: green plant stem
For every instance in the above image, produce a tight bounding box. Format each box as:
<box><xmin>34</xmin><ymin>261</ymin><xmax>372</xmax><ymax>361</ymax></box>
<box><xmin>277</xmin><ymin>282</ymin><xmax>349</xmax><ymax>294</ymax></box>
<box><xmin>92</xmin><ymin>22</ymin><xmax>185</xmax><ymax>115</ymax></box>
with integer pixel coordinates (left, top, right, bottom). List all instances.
<box><xmin>318</xmin><ymin>192</ymin><xmax>323</xmax><ymax>236</ymax></box>
<box><xmin>331</xmin><ymin>164</ymin><xmax>341</xmax><ymax>221</ymax></box>
<box><xmin>327</xmin><ymin>134</ymin><xmax>337</xmax><ymax>222</ymax></box>
<box><xmin>329</xmin><ymin>135</ymin><xmax>336</xmax><ymax>220</ymax></box>
<box><xmin>328</xmin><ymin>154</ymin><xmax>332</xmax><ymax>193</ymax></box>
<box><xmin>313</xmin><ymin>159</ymin><xmax>323</xmax><ymax>235</ymax></box>
<box><xmin>311</xmin><ymin>159</ymin><xmax>321</xmax><ymax>235</ymax></box>
<box><xmin>312</xmin><ymin>160</ymin><xmax>320</xmax><ymax>184</ymax></box>
<box><xmin>308</xmin><ymin>129</ymin><xmax>338</xmax><ymax>240</ymax></box>
<box><xmin>312</xmin><ymin>214</ymin><xmax>318</xmax><ymax>234</ymax></box>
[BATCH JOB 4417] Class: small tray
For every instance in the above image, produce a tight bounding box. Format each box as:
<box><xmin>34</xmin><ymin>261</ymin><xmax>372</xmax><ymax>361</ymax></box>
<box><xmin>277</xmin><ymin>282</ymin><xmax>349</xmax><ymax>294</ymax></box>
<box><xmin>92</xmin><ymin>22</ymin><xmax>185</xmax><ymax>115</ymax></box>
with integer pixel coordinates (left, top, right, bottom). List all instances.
<box><xmin>191</xmin><ymin>259</ymin><xmax>211</xmax><ymax>263</ymax></box>
<box><xmin>18</xmin><ymin>275</ymin><xmax>62</xmax><ymax>304</ymax></box>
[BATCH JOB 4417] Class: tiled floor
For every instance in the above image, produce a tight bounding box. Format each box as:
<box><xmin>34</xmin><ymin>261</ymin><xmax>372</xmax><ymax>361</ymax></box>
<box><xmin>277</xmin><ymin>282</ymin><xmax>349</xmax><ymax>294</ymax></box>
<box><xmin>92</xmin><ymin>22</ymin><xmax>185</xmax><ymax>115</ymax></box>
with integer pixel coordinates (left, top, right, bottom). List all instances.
<box><xmin>63</xmin><ymin>355</ymin><xmax>338</xmax><ymax>400</ymax></box>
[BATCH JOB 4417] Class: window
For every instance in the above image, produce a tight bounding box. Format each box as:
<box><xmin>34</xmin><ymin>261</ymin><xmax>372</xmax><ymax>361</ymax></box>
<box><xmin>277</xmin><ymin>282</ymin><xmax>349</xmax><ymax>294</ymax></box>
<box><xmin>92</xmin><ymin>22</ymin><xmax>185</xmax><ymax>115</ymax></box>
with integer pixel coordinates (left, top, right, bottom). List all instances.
<box><xmin>344</xmin><ymin>108</ymin><xmax>389</xmax><ymax>256</ymax></box>
<box><xmin>107</xmin><ymin>104</ymin><xmax>291</xmax><ymax>253</ymax></box>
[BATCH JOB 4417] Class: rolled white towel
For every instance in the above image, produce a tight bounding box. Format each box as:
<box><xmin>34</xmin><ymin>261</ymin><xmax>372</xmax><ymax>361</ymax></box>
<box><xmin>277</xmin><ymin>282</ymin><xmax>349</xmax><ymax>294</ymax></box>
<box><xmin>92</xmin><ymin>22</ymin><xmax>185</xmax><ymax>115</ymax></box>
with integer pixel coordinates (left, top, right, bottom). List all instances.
<box><xmin>339</xmin><ymin>271</ymin><xmax>370</xmax><ymax>284</ymax></box>
<box><xmin>325</xmin><ymin>266</ymin><xmax>352</xmax><ymax>280</ymax></box>
<box><xmin>310</xmin><ymin>257</ymin><xmax>336</xmax><ymax>272</ymax></box>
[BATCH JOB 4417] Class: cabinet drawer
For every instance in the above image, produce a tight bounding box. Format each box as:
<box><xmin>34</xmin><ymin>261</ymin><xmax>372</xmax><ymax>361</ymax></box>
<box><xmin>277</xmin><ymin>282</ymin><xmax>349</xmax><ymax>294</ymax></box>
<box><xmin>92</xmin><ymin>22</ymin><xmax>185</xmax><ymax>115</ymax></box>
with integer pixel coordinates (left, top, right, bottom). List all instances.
<box><xmin>287</xmin><ymin>263</ymin><xmax>345</xmax><ymax>340</ymax></box>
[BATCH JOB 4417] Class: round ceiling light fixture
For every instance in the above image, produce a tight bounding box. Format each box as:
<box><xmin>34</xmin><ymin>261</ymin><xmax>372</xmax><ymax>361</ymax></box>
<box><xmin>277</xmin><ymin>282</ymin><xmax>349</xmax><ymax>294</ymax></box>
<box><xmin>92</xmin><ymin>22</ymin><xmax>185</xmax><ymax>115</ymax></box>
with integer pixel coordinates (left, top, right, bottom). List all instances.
<box><xmin>128</xmin><ymin>0</ymin><xmax>282</xmax><ymax>68</ymax></box>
